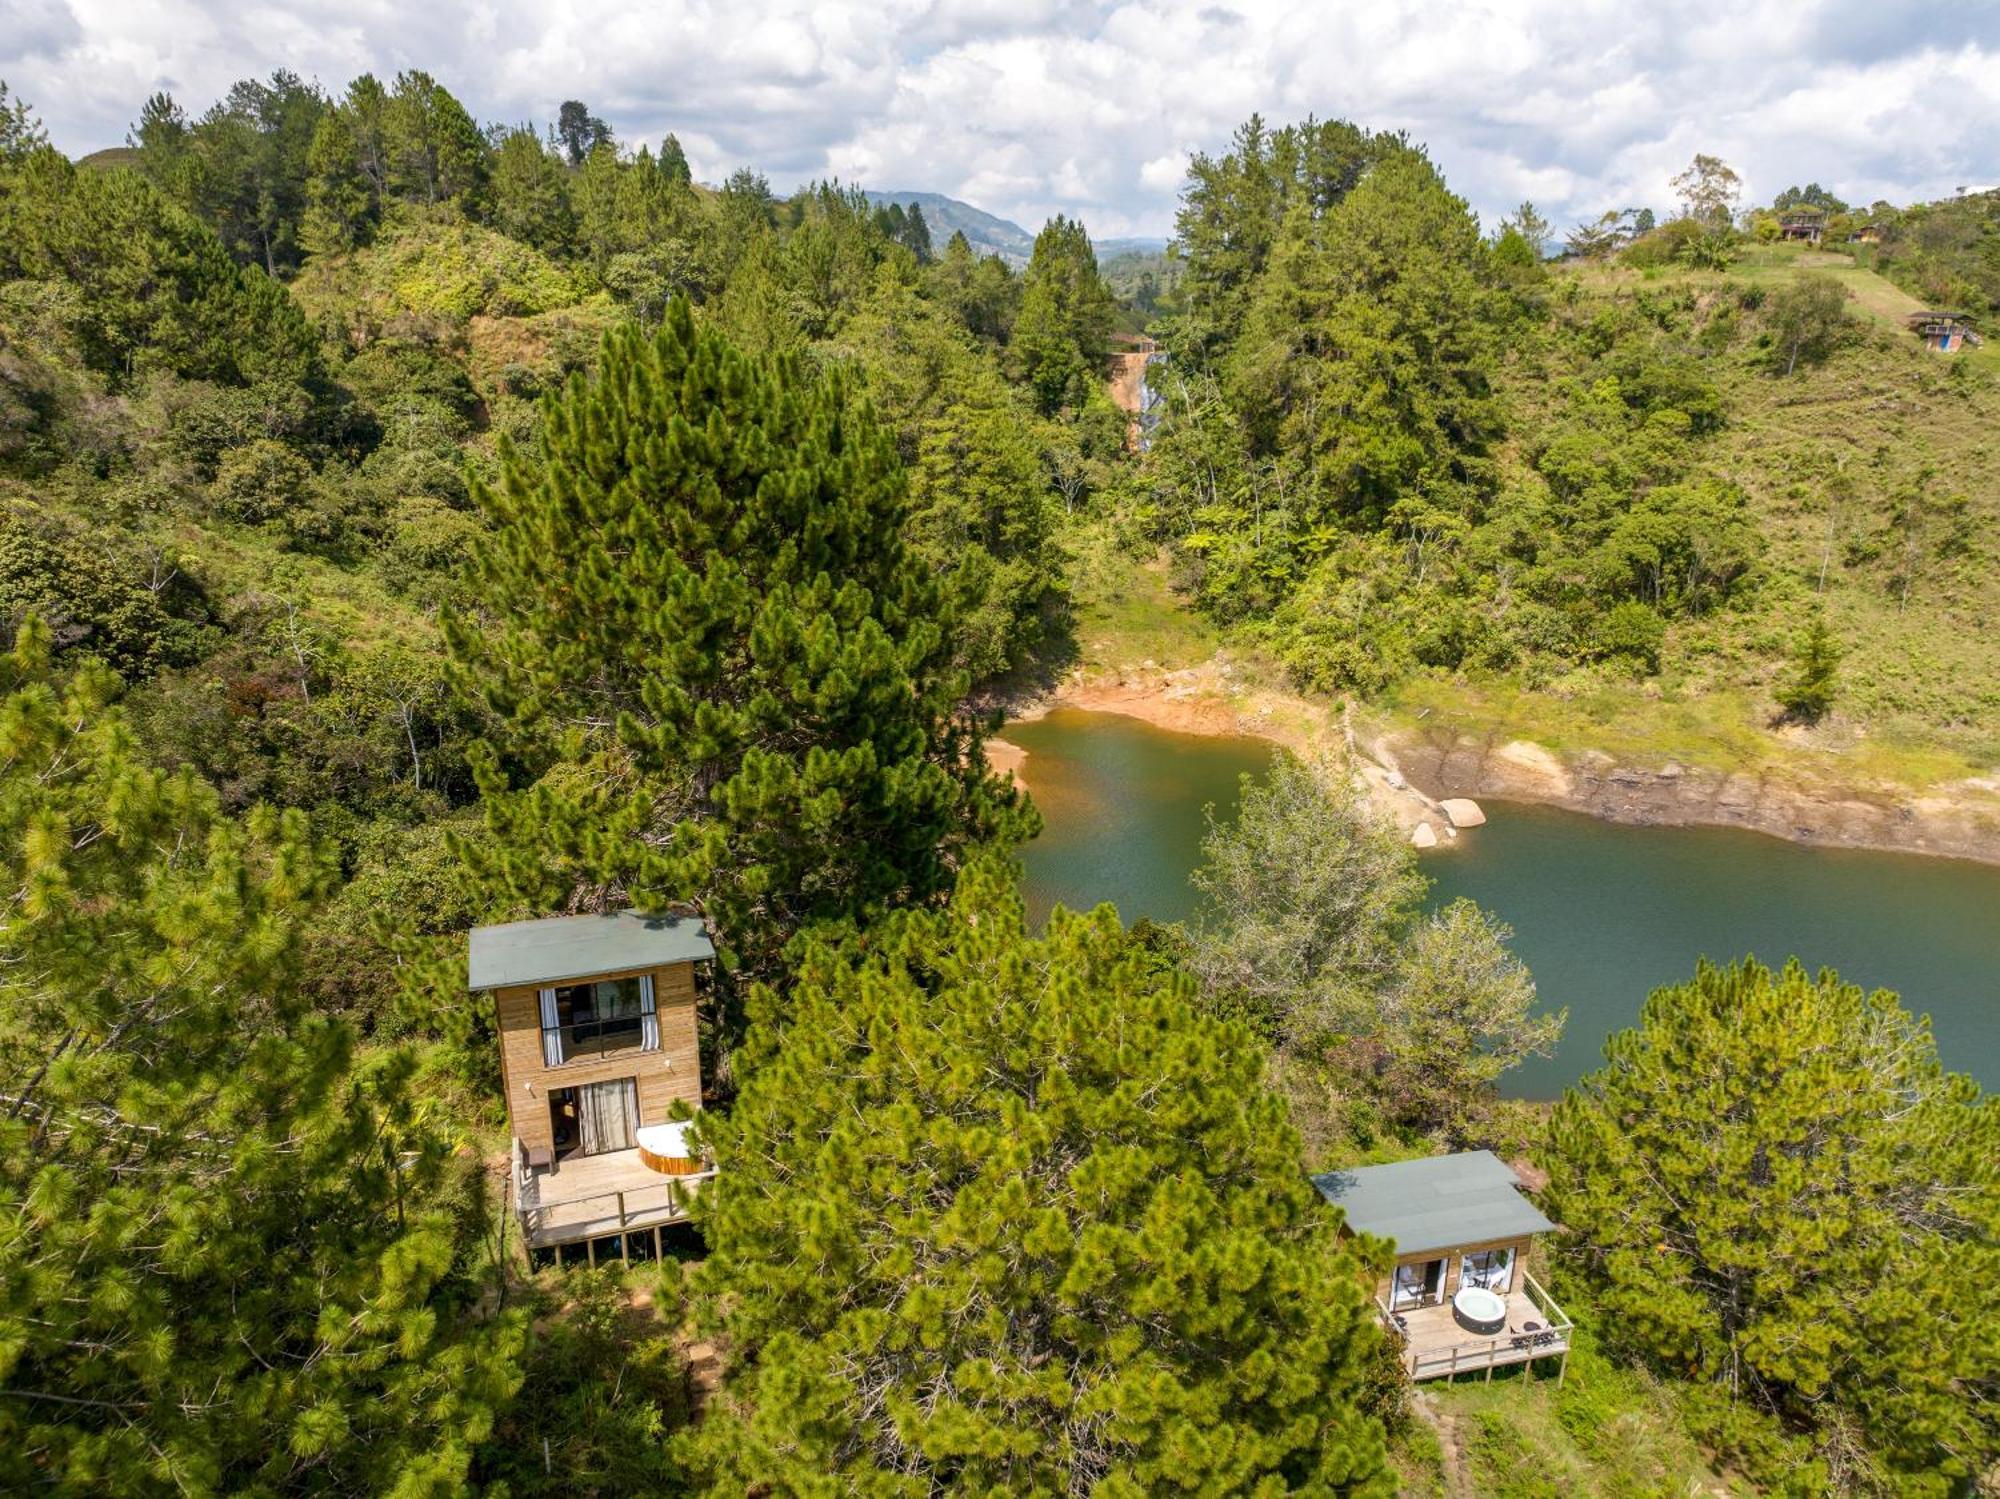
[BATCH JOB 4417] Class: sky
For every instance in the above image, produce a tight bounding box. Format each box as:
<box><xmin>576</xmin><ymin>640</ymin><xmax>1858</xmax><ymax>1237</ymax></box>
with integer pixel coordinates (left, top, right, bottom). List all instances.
<box><xmin>5</xmin><ymin>0</ymin><xmax>1998</xmax><ymax>241</ymax></box>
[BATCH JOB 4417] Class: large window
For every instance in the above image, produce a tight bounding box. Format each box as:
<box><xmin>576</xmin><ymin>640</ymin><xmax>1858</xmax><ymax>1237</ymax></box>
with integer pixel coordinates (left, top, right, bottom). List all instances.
<box><xmin>537</xmin><ymin>975</ymin><xmax>659</xmax><ymax>1065</ymax></box>
<box><xmin>1460</xmin><ymin>1247</ymin><xmax>1515</xmax><ymax>1294</ymax></box>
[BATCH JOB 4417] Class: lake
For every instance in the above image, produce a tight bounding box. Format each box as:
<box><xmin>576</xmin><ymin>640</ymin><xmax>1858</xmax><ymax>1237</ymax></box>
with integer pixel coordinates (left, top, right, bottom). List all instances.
<box><xmin>1004</xmin><ymin>708</ymin><xmax>2000</xmax><ymax>1097</ymax></box>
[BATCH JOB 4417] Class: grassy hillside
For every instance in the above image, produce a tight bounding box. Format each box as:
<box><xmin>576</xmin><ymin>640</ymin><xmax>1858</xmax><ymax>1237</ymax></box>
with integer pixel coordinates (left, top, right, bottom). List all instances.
<box><xmin>1412</xmin><ymin>243</ymin><xmax>2000</xmax><ymax>787</ymax></box>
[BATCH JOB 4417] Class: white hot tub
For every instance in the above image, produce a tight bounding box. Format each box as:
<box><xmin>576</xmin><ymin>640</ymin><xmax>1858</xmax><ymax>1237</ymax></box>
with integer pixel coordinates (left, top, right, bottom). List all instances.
<box><xmin>1452</xmin><ymin>1284</ymin><xmax>1507</xmax><ymax>1335</ymax></box>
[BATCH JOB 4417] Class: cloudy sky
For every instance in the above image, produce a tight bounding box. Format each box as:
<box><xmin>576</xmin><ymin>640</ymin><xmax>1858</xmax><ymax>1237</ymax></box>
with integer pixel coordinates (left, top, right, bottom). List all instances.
<box><xmin>6</xmin><ymin>0</ymin><xmax>1998</xmax><ymax>240</ymax></box>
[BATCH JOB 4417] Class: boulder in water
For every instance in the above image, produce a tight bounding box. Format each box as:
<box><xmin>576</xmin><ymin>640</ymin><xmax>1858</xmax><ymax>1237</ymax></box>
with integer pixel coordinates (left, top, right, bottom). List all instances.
<box><xmin>1440</xmin><ymin>797</ymin><xmax>1487</xmax><ymax>828</ymax></box>
<box><xmin>1410</xmin><ymin>821</ymin><xmax>1439</xmax><ymax>849</ymax></box>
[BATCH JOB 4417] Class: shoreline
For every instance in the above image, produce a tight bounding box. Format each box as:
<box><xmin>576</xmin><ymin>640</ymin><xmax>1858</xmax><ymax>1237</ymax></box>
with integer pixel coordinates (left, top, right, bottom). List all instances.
<box><xmin>987</xmin><ymin>664</ymin><xmax>2000</xmax><ymax>870</ymax></box>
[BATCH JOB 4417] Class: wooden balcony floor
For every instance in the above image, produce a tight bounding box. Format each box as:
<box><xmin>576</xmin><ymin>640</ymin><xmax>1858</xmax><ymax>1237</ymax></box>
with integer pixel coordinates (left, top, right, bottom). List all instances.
<box><xmin>515</xmin><ymin>1147</ymin><xmax>709</xmax><ymax>1249</ymax></box>
<box><xmin>1389</xmin><ymin>1288</ymin><xmax>1571</xmax><ymax>1380</ymax></box>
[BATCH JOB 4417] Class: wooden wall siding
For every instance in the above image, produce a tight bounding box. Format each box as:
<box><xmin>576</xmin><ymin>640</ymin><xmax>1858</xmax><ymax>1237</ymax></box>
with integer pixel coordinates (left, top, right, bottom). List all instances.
<box><xmin>495</xmin><ymin>961</ymin><xmax>702</xmax><ymax>1156</ymax></box>
<box><xmin>1375</xmin><ymin>1235</ymin><xmax>1532</xmax><ymax>1305</ymax></box>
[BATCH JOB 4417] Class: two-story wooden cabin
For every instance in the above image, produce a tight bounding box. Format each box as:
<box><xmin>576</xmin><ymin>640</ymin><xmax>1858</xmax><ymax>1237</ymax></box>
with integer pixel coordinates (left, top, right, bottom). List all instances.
<box><xmin>468</xmin><ymin>911</ymin><xmax>714</xmax><ymax>1266</ymax></box>
<box><xmin>1315</xmin><ymin>1151</ymin><xmax>1572</xmax><ymax>1383</ymax></box>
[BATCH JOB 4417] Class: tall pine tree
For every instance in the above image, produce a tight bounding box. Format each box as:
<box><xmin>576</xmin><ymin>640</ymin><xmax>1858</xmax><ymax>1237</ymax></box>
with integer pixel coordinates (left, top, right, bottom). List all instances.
<box><xmin>0</xmin><ymin>622</ymin><xmax>524</xmax><ymax>1492</ymax></box>
<box><xmin>447</xmin><ymin>299</ymin><xmax>1030</xmax><ymax>995</ymax></box>
<box><xmin>690</xmin><ymin>860</ymin><xmax>1393</xmax><ymax>1494</ymax></box>
<box><xmin>1547</xmin><ymin>959</ymin><xmax>2000</xmax><ymax>1493</ymax></box>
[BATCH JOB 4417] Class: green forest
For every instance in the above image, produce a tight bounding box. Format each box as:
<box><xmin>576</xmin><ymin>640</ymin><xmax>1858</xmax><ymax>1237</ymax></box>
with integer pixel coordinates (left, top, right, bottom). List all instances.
<box><xmin>0</xmin><ymin>70</ymin><xmax>1995</xmax><ymax>1496</ymax></box>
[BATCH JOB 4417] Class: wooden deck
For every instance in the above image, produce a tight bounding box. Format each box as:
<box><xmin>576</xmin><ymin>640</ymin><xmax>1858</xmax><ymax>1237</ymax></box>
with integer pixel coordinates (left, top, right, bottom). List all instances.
<box><xmin>1381</xmin><ymin>1270</ymin><xmax>1572</xmax><ymax>1381</ymax></box>
<box><xmin>512</xmin><ymin>1145</ymin><xmax>712</xmax><ymax>1250</ymax></box>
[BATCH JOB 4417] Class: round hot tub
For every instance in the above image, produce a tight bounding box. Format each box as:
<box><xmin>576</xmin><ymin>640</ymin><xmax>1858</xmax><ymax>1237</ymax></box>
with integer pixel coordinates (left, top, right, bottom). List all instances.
<box><xmin>635</xmin><ymin>1121</ymin><xmax>701</xmax><ymax>1176</ymax></box>
<box><xmin>1452</xmin><ymin>1284</ymin><xmax>1507</xmax><ymax>1336</ymax></box>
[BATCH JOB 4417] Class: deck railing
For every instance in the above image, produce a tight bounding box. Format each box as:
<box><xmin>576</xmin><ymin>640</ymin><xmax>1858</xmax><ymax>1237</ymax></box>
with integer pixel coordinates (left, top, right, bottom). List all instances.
<box><xmin>514</xmin><ymin>1165</ymin><xmax>716</xmax><ymax>1244</ymax></box>
<box><xmin>1379</xmin><ymin>1268</ymin><xmax>1573</xmax><ymax>1381</ymax></box>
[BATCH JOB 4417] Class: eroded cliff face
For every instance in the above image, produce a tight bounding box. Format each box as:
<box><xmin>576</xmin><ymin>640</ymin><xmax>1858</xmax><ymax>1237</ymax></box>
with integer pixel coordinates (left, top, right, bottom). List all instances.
<box><xmin>1385</xmin><ymin>729</ymin><xmax>2000</xmax><ymax>867</ymax></box>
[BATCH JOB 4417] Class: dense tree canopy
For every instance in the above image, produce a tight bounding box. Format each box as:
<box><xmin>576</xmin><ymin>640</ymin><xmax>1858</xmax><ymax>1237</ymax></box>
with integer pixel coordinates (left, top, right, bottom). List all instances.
<box><xmin>1548</xmin><ymin>959</ymin><xmax>2000</xmax><ymax>1494</ymax></box>
<box><xmin>693</xmin><ymin>859</ymin><xmax>1393</xmax><ymax>1495</ymax></box>
<box><xmin>0</xmin><ymin>623</ymin><xmax>523</xmax><ymax>1492</ymax></box>
<box><xmin>449</xmin><ymin>299</ymin><xmax>1031</xmax><ymax>989</ymax></box>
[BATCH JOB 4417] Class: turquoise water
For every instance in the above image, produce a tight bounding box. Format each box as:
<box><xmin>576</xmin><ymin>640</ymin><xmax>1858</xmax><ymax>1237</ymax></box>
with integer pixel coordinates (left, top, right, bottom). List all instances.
<box><xmin>1007</xmin><ymin>709</ymin><xmax>2000</xmax><ymax>1097</ymax></box>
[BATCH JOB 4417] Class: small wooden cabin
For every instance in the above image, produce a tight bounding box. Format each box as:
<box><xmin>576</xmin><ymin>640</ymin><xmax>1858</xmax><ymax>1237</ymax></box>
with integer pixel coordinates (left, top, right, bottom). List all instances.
<box><xmin>1778</xmin><ymin>209</ymin><xmax>1826</xmax><ymax>244</ymax></box>
<box><xmin>468</xmin><ymin>911</ymin><xmax>714</xmax><ymax>1265</ymax></box>
<box><xmin>1907</xmin><ymin>311</ymin><xmax>1980</xmax><ymax>352</ymax></box>
<box><xmin>1315</xmin><ymin>1151</ymin><xmax>1572</xmax><ymax>1382</ymax></box>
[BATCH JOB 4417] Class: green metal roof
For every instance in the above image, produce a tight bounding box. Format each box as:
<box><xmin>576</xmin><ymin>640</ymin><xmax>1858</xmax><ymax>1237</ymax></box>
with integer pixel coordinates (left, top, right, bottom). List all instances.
<box><xmin>1311</xmin><ymin>1150</ymin><xmax>1554</xmax><ymax>1256</ymax></box>
<box><xmin>466</xmin><ymin>912</ymin><xmax>714</xmax><ymax>991</ymax></box>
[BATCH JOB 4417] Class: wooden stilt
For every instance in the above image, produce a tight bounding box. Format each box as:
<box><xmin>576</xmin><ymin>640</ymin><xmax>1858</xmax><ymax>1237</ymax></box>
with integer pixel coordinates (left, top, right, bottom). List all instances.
<box><xmin>1557</xmin><ymin>1350</ymin><xmax>1568</xmax><ymax>1389</ymax></box>
<box><xmin>586</xmin><ymin>1235</ymin><xmax>597</xmax><ymax>1269</ymax></box>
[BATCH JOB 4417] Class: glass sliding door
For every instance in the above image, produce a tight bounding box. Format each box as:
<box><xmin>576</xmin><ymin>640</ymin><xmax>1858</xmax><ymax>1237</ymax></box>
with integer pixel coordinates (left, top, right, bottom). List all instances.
<box><xmin>1392</xmin><ymin>1257</ymin><xmax>1447</xmax><ymax>1310</ymax></box>
<box><xmin>576</xmin><ymin>1077</ymin><xmax>639</xmax><ymax>1155</ymax></box>
<box><xmin>1460</xmin><ymin>1247</ymin><xmax>1515</xmax><ymax>1294</ymax></box>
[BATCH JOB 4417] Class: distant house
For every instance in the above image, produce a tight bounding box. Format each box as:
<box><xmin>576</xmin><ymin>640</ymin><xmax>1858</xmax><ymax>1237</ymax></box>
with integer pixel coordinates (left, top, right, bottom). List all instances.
<box><xmin>1849</xmin><ymin>222</ymin><xmax>1885</xmax><ymax>245</ymax></box>
<box><xmin>1907</xmin><ymin>311</ymin><xmax>1980</xmax><ymax>353</ymax></box>
<box><xmin>1315</xmin><ymin>1151</ymin><xmax>1573</xmax><ymax>1382</ymax></box>
<box><xmin>468</xmin><ymin>911</ymin><xmax>715</xmax><ymax>1267</ymax></box>
<box><xmin>1779</xmin><ymin>208</ymin><xmax>1827</xmax><ymax>244</ymax></box>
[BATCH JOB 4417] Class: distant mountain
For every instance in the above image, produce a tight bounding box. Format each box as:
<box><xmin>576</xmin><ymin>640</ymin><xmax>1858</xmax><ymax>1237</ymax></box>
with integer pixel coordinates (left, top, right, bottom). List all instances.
<box><xmin>861</xmin><ymin>191</ymin><xmax>1036</xmax><ymax>265</ymax></box>
<box><xmin>1097</xmin><ymin>237</ymin><xmax>1171</xmax><ymax>258</ymax></box>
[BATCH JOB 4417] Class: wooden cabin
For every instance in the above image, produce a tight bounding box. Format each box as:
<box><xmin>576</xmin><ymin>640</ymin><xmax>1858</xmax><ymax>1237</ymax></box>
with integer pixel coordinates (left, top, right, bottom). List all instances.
<box><xmin>1778</xmin><ymin>209</ymin><xmax>1826</xmax><ymax>244</ymax></box>
<box><xmin>468</xmin><ymin>911</ymin><xmax>714</xmax><ymax>1266</ymax></box>
<box><xmin>1315</xmin><ymin>1151</ymin><xmax>1572</xmax><ymax>1382</ymax></box>
<box><xmin>1907</xmin><ymin>311</ymin><xmax>1980</xmax><ymax>353</ymax></box>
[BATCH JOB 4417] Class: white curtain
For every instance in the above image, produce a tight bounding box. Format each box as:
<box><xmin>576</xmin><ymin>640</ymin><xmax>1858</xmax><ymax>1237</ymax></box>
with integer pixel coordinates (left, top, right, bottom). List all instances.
<box><xmin>538</xmin><ymin>987</ymin><xmax>562</xmax><ymax>1066</ymax></box>
<box><xmin>639</xmin><ymin>973</ymin><xmax>660</xmax><ymax>1051</ymax></box>
<box><xmin>578</xmin><ymin>1078</ymin><xmax>638</xmax><ymax>1154</ymax></box>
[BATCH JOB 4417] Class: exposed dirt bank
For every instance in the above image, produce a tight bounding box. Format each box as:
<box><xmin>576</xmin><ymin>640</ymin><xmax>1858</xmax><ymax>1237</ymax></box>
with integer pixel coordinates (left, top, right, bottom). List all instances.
<box><xmin>1383</xmin><ymin>724</ymin><xmax>2000</xmax><ymax>867</ymax></box>
<box><xmin>990</xmin><ymin>661</ymin><xmax>2000</xmax><ymax>867</ymax></box>
<box><xmin>990</xmin><ymin>659</ymin><xmax>1468</xmax><ymax>850</ymax></box>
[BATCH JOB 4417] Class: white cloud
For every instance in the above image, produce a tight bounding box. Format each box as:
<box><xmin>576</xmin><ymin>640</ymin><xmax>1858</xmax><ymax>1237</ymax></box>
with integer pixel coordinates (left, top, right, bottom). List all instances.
<box><xmin>4</xmin><ymin>0</ymin><xmax>1997</xmax><ymax>240</ymax></box>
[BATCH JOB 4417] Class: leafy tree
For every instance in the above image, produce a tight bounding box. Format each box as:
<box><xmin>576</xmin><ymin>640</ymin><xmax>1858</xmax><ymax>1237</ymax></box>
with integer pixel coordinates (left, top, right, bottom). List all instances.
<box><xmin>1774</xmin><ymin>182</ymin><xmax>1849</xmax><ymax>215</ymax></box>
<box><xmin>1192</xmin><ymin>755</ymin><xmax>1557</xmax><ymax>1145</ymax></box>
<box><xmin>1359</xmin><ymin>900</ymin><xmax>1558</xmax><ymax>1143</ymax></box>
<box><xmin>1775</xmin><ymin>610</ymin><xmax>1840</xmax><ymax>723</ymax></box>
<box><xmin>691</xmin><ymin>859</ymin><xmax>1393</xmax><ymax>1495</ymax></box>
<box><xmin>1766</xmin><ymin>270</ymin><xmax>1851</xmax><ymax>375</ymax></box>
<box><xmin>1547</xmin><ymin>959</ymin><xmax>2000</xmax><ymax>1494</ymax></box>
<box><xmin>555</xmin><ymin>98</ymin><xmax>612</xmax><ymax>167</ymax></box>
<box><xmin>1191</xmin><ymin>753</ymin><xmax>1424</xmax><ymax>1041</ymax></box>
<box><xmin>447</xmin><ymin>299</ymin><xmax>1030</xmax><ymax>993</ymax></box>
<box><xmin>0</xmin><ymin>623</ymin><xmax>524</xmax><ymax>1492</ymax></box>
<box><xmin>1671</xmin><ymin>153</ymin><xmax>1742</xmax><ymax>228</ymax></box>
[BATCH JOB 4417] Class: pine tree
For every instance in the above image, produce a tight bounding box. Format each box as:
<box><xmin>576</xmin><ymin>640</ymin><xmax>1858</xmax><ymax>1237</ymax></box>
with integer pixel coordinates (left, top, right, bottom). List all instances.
<box><xmin>1776</xmin><ymin>611</ymin><xmax>1840</xmax><ymax>722</ymax></box>
<box><xmin>657</xmin><ymin>132</ymin><xmax>692</xmax><ymax>187</ymax></box>
<box><xmin>1012</xmin><ymin>214</ymin><xmax>1115</xmax><ymax>414</ymax></box>
<box><xmin>447</xmin><ymin>300</ymin><xmax>1031</xmax><ymax>996</ymax></box>
<box><xmin>1547</xmin><ymin>959</ymin><xmax>2000</xmax><ymax>1492</ymax></box>
<box><xmin>300</xmin><ymin>104</ymin><xmax>376</xmax><ymax>255</ymax></box>
<box><xmin>0</xmin><ymin>622</ymin><xmax>525</xmax><ymax>1492</ymax></box>
<box><xmin>690</xmin><ymin>860</ymin><xmax>1393</xmax><ymax>1495</ymax></box>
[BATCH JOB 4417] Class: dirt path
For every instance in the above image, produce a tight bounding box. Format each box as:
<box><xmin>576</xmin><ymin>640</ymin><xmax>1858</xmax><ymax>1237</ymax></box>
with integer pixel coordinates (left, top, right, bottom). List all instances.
<box><xmin>1411</xmin><ymin>1390</ymin><xmax>1478</xmax><ymax>1499</ymax></box>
